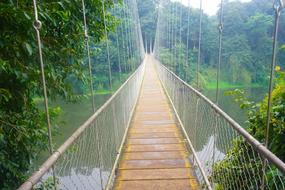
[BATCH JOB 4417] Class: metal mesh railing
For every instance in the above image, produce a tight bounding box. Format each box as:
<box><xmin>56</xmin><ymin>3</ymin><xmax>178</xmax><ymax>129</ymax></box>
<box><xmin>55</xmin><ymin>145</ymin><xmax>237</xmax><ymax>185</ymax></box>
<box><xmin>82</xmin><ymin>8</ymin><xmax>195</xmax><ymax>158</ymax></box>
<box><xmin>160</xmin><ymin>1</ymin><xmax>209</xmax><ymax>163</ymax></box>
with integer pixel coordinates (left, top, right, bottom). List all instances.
<box><xmin>19</xmin><ymin>62</ymin><xmax>145</xmax><ymax>190</ymax></box>
<box><xmin>156</xmin><ymin>61</ymin><xmax>285</xmax><ymax>190</ymax></box>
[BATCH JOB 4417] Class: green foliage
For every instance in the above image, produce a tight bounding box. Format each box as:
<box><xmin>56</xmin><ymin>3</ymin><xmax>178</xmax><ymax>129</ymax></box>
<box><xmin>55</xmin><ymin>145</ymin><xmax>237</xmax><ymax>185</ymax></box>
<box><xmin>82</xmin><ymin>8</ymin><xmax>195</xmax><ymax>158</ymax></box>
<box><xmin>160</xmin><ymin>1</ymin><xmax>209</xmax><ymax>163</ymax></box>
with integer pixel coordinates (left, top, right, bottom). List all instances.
<box><xmin>0</xmin><ymin>0</ymin><xmax>117</xmax><ymax>188</ymax></box>
<box><xmin>137</xmin><ymin>0</ymin><xmax>158</xmax><ymax>47</ymax></box>
<box><xmin>155</xmin><ymin>0</ymin><xmax>285</xmax><ymax>89</ymax></box>
<box><xmin>35</xmin><ymin>176</ymin><xmax>58</xmax><ymax>190</ymax></box>
<box><xmin>212</xmin><ymin>70</ymin><xmax>285</xmax><ymax>189</ymax></box>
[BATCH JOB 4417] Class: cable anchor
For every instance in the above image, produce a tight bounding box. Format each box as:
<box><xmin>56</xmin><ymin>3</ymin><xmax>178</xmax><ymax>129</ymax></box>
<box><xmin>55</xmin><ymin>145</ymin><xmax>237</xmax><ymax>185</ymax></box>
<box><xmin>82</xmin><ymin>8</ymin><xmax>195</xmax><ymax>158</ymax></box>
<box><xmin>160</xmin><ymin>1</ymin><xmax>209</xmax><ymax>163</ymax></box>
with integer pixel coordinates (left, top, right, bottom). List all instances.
<box><xmin>33</xmin><ymin>20</ymin><xmax>42</xmax><ymax>30</ymax></box>
<box><xmin>273</xmin><ymin>0</ymin><xmax>283</xmax><ymax>15</ymax></box>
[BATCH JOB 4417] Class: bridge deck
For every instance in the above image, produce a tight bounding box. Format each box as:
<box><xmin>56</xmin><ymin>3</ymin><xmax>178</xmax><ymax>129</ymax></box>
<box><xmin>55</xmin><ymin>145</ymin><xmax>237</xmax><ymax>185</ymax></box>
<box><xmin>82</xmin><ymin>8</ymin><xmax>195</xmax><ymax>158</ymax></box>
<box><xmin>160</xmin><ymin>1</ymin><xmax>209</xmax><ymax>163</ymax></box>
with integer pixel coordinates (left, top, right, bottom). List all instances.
<box><xmin>114</xmin><ymin>56</ymin><xmax>199</xmax><ymax>190</ymax></box>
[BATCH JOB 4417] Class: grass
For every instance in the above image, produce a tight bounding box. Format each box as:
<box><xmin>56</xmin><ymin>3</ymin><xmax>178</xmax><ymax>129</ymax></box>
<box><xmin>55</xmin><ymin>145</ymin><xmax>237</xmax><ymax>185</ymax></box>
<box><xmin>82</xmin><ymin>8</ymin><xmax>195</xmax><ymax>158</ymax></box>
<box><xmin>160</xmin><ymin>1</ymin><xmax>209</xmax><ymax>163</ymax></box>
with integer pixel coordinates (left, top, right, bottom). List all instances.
<box><xmin>205</xmin><ymin>81</ymin><xmax>262</xmax><ymax>90</ymax></box>
<box><xmin>32</xmin><ymin>72</ymin><xmax>133</xmax><ymax>104</ymax></box>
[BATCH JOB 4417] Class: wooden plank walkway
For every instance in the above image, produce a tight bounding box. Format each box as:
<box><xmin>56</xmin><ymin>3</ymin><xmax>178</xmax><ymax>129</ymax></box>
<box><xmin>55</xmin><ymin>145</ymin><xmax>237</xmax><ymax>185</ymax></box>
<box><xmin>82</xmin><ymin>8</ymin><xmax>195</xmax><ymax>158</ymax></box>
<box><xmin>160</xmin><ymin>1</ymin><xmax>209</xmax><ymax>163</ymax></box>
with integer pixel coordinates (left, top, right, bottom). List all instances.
<box><xmin>114</xmin><ymin>56</ymin><xmax>199</xmax><ymax>190</ymax></box>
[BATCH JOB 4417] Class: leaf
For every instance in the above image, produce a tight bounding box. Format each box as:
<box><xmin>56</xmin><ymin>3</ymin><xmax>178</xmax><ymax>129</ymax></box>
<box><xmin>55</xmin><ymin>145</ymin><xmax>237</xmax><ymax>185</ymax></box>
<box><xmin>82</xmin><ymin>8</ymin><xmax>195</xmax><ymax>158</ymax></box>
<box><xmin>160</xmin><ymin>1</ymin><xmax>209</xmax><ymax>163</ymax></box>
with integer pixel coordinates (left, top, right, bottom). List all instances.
<box><xmin>24</xmin><ymin>42</ymin><xmax>32</xmax><ymax>56</ymax></box>
<box><xmin>23</xmin><ymin>12</ymin><xmax>31</xmax><ymax>20</ymax></box>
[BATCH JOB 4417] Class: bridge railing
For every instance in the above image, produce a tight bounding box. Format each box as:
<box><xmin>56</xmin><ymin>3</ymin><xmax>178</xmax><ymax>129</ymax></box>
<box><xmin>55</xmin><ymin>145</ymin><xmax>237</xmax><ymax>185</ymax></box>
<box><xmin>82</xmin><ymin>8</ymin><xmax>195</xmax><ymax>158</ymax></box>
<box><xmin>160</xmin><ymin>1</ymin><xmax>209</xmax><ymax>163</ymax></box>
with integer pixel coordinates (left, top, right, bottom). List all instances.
<box><xmin>156</xmin><ymin>61</ymin><xmax>285</xmax><ymax>190</ymax></box>
<box><xmin>19</xmin><ymin>62</ymin><xmax>145</xmax><ymax>190</ymax></box>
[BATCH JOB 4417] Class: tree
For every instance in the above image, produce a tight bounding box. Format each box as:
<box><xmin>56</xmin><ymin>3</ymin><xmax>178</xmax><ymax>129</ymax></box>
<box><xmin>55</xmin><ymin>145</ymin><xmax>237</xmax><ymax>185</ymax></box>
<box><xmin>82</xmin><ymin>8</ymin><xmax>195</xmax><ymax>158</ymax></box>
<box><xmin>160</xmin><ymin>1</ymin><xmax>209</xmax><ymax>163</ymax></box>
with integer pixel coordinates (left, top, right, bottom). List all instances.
<box><xmin>0</xmin><ymin>0</ymin><xmax>117</xmax><ymax>188</ymax></box>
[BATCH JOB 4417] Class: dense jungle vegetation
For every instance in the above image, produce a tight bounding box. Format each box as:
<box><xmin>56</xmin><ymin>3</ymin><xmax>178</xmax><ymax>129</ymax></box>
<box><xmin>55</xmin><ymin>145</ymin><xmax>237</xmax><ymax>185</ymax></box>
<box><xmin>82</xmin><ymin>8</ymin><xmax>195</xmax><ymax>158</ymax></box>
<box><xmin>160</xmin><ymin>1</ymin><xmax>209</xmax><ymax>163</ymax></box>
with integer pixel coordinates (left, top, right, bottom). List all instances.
<box><xmin>155</xmin><ymin>0</ymin><xmax>285</xmax><ymax>89</ymax></box>
<box><xmin>0</xmin><ymin>0</ymin><xmax>142</xmax><ymax>188</ymax></box>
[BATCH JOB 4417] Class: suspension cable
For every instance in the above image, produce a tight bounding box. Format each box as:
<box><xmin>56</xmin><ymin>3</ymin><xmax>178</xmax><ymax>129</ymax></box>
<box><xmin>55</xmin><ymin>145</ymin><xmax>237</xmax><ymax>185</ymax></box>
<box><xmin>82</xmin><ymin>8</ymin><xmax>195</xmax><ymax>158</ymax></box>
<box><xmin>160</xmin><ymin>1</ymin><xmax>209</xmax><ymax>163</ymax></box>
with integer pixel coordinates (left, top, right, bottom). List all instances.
<box><xmin>215</xmin><ymin>0</ymin><xmax>224</xmax><ymax>105</ymax></box>
<box><xmin>119</xmin><ymin>6</ymin><xmax>127</xmax><ymax>73</ymax></box>
<box><xmin>171</xmin><ymin>2</ymin><xmax>174</xmax><ymax>70</ymax></box>
<box><xmin>174</xmin><ymin>2</ymin><xmax>178</xmax><ymax>74</ymax></box>
<box><xmin>265</xmin><ymin>0</ymin><xmax>283</xmax><ymax>148</ymax></box>
<box><xmin>123</xmin><ymin>1</ymin><xmax>131</xmax><ymax>70</ymax></box>
<box><xmin>81</xmin><ymin>0</ymin><xmax>96</xmax><ymax>112</ymax></box>
<box><xmin>179</xmin><ymin>0</ymin><xmax>183</xmax><ymax>76</ymax></box>
<box><xmin>197</xmin><ymin>0</ymin><xmax>203</xmax><ymax>89</ymax></box>
<box><xmin>127</xmin><ymin>0</ymin><xmax>135</xmax><ymax>70</ymax></box>
<box><xmin>102</xmin><ymin>0</ymin><xmax>113</xmax><ymax>92</ymax></box>
<box><xmin>81</xmin><ymin>0</ymin><xmax>104</xmax><ymax>188</ymax></box>
<box><xmin>32</xmin><ymin>0</ymin><xmax>56</xmax><ymax>188</ymax></box>
<box><xmin>114</xmin><ymin>4</ymin><xmax>122</xmax><ymax>81</ymax></box>
<box><xmin>185</xmin><ymin>0</ymin><xmax>191</xmax><ymax>81</ymax></box>
<box><xmin>115</xmin><ymin>27</ymin><xmax>122</xmax><ymax>81</ymax></box>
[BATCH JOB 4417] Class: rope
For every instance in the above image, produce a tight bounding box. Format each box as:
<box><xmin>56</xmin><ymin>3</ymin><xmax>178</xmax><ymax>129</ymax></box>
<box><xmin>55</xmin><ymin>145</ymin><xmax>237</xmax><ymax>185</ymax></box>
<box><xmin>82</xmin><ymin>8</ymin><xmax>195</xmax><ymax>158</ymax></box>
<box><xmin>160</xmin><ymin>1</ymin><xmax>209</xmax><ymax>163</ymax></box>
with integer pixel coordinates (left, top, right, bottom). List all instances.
<box><xmin>81</xmin><ymin>0</ymin><xmax>96</xmax><ymax>112</ymax></box>
<box><xmin>32</xmin><ymin>0</ymin><xmax>57</xmax><ymax>189</ymax></box>
<box><xmin>197</xmin><ymin>0</ymin><xmax>203</xmax><ymax>89</ymax></box>
<box><xmin>215</xmin><ymin>0</ymin><xmax>224</xmax><ymax>105</ymax></box>
<box><xmin>263</xmin><ymin>1</ymin><xmax>283</xmax><ymax>189</ymax></box>
<box><xmin>119</xmin><ymin>7</ymin><xmax>127</xmax><ymax>73</ymax></box>
<box><xmin>173</xmin><ymin>3</ymin><xmax>178</xmax><ymax>73</ymax></box>
<box><xmin>80</xmin><ymin>0</ymin><xmax>103</xmax><ymax>188</ymax></box>
<box><xmin>115</xmin><ymin>27</ymin><xmax>122</xmax><ymax>81</ymax></box>
<box><xmin>102</xmin><ymin>0</ymin><xmax>113</xmax><ymax>92</ymax></box>
<box><xmin>185</xmin><ymin>0</ymin><xmax>191</xmax><ymax>81</ymax></box>
<box><xmin>265</xmin><ymin>0</ymin><xmax>283</xmax><ymax>149</ymax></box>
<box><xmin>123</xmin><ymin>1</ymin><xmax>131</xmax><ymax>70</ymax></box>
<box><xmin>113</xmin><ymin>4</ymin><xmax>122</xmax><ymax>81</ymax></box>
<box><xmin>179</xmin><ymin>0</ymin><xmax>183</xmax><ymax>76</ymax></box>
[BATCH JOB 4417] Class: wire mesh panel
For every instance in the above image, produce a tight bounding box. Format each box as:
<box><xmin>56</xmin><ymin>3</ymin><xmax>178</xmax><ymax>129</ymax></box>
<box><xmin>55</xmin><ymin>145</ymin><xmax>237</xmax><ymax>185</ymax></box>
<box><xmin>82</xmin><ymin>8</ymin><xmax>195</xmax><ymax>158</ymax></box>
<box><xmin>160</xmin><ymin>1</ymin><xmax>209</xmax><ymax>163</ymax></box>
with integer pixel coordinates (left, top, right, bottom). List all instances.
<box><xmin>156</xmin><ymin>61</ymin><xmax>285</xmax><ymax>190</ymax></box>
<box><xmin>19</xmin><ymin>63</ymin><xmax>145</xmax><ymax>190</ymax></box>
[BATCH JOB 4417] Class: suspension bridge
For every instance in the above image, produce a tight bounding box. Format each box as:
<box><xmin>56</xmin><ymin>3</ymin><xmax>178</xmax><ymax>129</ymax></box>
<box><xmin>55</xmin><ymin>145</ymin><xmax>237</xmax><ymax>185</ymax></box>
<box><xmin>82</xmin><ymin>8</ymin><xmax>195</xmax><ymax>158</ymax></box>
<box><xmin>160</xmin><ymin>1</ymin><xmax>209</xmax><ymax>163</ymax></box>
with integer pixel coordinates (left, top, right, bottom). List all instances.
<box><xmin>16</xmin><ymin>0</ymin><xmax>285</xmax><ymax>189</ymax></box>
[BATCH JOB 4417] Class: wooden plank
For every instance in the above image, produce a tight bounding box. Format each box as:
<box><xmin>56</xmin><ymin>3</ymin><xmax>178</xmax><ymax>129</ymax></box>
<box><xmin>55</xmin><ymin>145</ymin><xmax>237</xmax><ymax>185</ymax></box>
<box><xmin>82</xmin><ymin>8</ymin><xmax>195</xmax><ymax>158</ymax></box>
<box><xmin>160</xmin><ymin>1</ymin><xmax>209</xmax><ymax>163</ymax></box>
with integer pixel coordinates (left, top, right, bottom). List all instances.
<box><xmin>126</xmin><ymin>144</ymin><xmax>185</xmax><ymax>152</ymax></box>
<box><xmin>128</xmin><ymin>132</ymin><xmax>179</xmax><ymax>139</ymax></box>
<box><xmin>128</xmin><ymin>138</ymin><xmax>181</xmax><ymax>145</ymax></box>
<box><xmin>119</xmin><ymin>159</ymin><xmax>190</xmax><ymax>169</ymax></box>
<box><xmin>118</xmin><ymin>168</ymin><xmax>195</xmax><ymax>180</ymax></box>
<box><xmin>130</xmin><ymin>127</ymin><xmax>176</xmax><ymax>133</ymax></box>
<box><xmin>122</xmin><ymin>151</ymin><xmax>189</xmax><ymax>160</ymax></box>
<box><xmin>115</xmin><ymin>179</ymin><xmax>198</xmax><ymax>190</ymax></box>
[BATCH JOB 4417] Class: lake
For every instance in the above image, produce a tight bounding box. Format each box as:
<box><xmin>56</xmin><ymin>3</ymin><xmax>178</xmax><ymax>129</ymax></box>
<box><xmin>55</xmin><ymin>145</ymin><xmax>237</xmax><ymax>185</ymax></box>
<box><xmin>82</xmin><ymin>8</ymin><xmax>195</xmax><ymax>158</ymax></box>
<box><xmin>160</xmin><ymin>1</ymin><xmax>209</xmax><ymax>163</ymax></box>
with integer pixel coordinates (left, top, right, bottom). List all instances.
<box><xmin>203</xmin><ymin>87</ymin><xmax>267</xmax><ymax>126</ymax></box>
<box><xmin>34</xmin><ymin>94</ymin><xmax>111</xmax><ymax>168</ymax></box>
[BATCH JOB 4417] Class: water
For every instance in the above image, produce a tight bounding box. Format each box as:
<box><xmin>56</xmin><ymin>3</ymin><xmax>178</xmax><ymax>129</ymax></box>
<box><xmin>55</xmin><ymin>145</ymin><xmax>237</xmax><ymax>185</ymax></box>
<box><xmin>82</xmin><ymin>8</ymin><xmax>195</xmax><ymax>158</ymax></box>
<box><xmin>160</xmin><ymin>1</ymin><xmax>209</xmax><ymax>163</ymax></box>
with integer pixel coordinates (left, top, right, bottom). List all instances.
<box><xmin>35</xmin><ymin>94</ymin><xmax>111</xmax><ymax>167</ymax></box>
<box><xmin>203</xmin><ymin>87</ymin><xmax>267</xmax><ymax>126</ymax></box>
<box><xmin>193</xmin><ymin>87</ymin><xmax>267</xmax><ymax>179</ymax></box>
